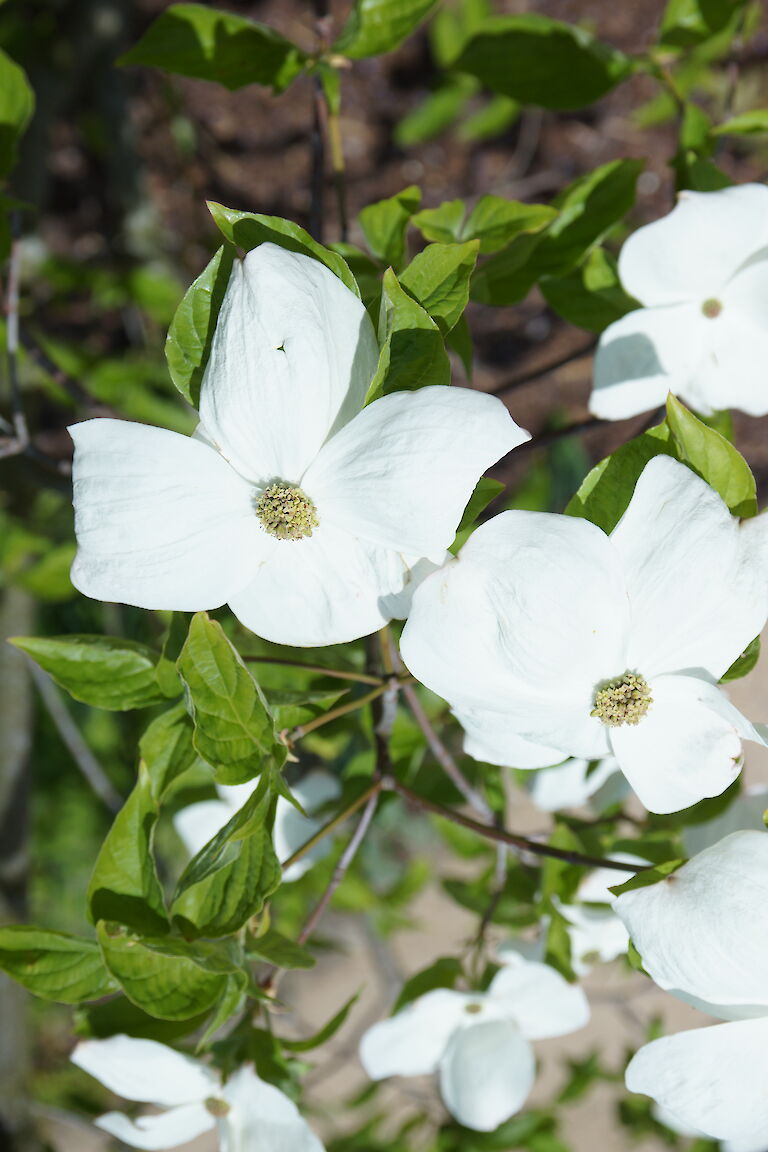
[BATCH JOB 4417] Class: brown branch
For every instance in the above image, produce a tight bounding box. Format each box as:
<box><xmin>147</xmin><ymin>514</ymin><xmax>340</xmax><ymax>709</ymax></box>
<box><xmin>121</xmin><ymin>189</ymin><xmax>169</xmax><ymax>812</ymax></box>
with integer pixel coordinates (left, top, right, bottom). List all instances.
<box><xmin>388</xmin><ymin>778</ymin><xmax>647</xmax><ymax>873</ymax></box>
<box><xmin>490</xmin><ymin>338</ymin><xmax>597</xmax><ymax>397</ymax></box>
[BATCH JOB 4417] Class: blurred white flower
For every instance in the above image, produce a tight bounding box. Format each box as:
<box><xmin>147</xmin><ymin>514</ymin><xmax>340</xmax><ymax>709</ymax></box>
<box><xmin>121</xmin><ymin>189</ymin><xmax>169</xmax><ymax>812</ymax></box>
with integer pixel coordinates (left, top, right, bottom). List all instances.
<box><xmin>69</xmin><ymin>243</ymin><xmax>527</xmax><ymax>647</ymax></box>
<box><xmin>559</xmin><ymin>854</ymin><xmax>646</xmax><ymax>976</ymax></box>
<box><xmin>590</xmin><ymin>183</ymin><xmax>768</xmax><ymax>419</ymax></box>
<box><xmin>71</xmin><ymin>1035</ymin><xmax>324</xmax><ymax>1152</ymax></box>
<box><xmin>614</xmin><ymin>830</ymin><xmax>768</xmax><ymax>1149</ymax></box>
<box><xmin>682</xmin><ymin>783</ymin><xmax>768</xmax><ymax>857</ymax></box>
<box><xmin>527</xmin><ymin>756</ymin><xmax>625</xmax><ymax>813</ymax></box>
<box><xmin>402</xmin><ymin>456</ymin><xmax>768</xmax><ymax>813</ymax></box>
<box><xmin>174</xmin><ymin>770</ymin><xmax>340</xmax><ymax>882</ymax></box>
<box><xmin>359</xmin><ymin>954</ymin><xmax>589</xmax><ymax>1131</ymax></box>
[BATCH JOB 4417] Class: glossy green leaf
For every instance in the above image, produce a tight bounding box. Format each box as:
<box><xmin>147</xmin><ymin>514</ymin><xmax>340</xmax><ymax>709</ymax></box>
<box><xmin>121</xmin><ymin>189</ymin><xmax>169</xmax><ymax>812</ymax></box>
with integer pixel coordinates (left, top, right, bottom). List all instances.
<box><xmin>392</xmin><ymin>956</ymin><xmax>463</xmax><ymax>1013</ymax></box>
<box><xmin>400</xmin><ymin>240</ymin><xmax>479</xmax><ymax>333</ymax></box>
<box><xmin>245</xmin><ymin>927</ymin><xmax>316</xmax><ymax>970</ymax></box>
<box><xmin>207</xmin><ymin>202</ymin><xmax>359</xmax><ymax>296</ymax></box>
<box><xmin>165</xmin><ymin>244</ymin><xmax>235</xmax><ymax>408</ymax></box>
<box><xmin>0</xmin><ymin>927</ymin><xmax>118</xmax><ymax>1004</ymax></box>
<box><xmin>177</xmin><ymin>613</ymin><xmax>287</xmax><ymax>786</ymax></box>
<box><xmin>454</xmin><ymin>16</ymin><xmax>632</xmax><ymax>110</ymax></box>
<box><xmin>97</xmin><ymin>923</ymin><xmax>235</xmax><ymax>1020</ymax></box>
<box><xmin>282</xmin><ymin>991</ymin><xmax>360</xmax><ymax>1051</ymax></box>
<box><xmin>366</xmin><ymin>268</ymin><xmax>451</xmax><ymax>401</ymax></box>
<box><xmin>411</xmin><ymin>200</ymin><xmax>466</xmax><ymax>244</ymax></box>
<box><xmin>713</xmin><ymin>110</ymin><xmax>768</xmax><ymax>136</ymax></box>
<box><xmin>139</xmin><ymin>702</ymin><xmax>199</xmax><ymax>803</ymax></box>
<box><xmin>541</xmin><ymin>248</ymin><xmax>639</xmax><ymax>332</ymax></box>
<box><xmin>359</xmin><ymin>186</ymin><xmax>421</xmax><ymax>270</ymax></box>
<box><xmin>334</xmin><ymin>0</ymin><xmax>441</xmax><ymax>59</ymax></box>
<box><xmin>9</xmin><ymin>634</ymin><xmax>164</xmax><ymax>711</ymax></box>
<box><xmin>609</xmin><ymin>859</ymin><xmax>683</xmax><ymax>899</ymax></box>
<box><xmin>721</xmin><ymin>636</ymin><xmax>761</xmax><ymax>683</ymax></box>
<box><xmin>88</xmin><ymin>763</ymin><xmax>168</xmax><ymax>935</ymax></box>
<box><xmin>119</xmin><ymin>3</ymin><xmax>306</xmax><ymax>92</ymax></box>
<box><xmin>171</xmin><ymin>774</ymin><xmax>281</xmax><ymax>938</ymax></box>
<box><xmin>462</xmin><ymin>196</ymin><xmax>555</xmax><ymax>254</ymax></box>
<box><xmin>75</xmin><ymin>996</ymin><xmax>209</xmax><ymax>1043</ymax></box>
<box><xmin>566</xmin><ymin>423</ymin><xmax>675</xmax><ymax>533</ymax></box>
<box><xmin>666</xmin><ymin>394</ymin><xmax>757</xmax><ymax>518</ymax></box>
<box><xmin>659</xmin><ymin>0</ymin><xmax>747</xmax><ymax>47</ymax></box>
<box><xmin>0</xmin><ymin>48</ymin><xmax>34</xmax><ymax>180</ymax></box>
<box><xmin>469</xmin><ymin>228</ymin><xmax>548</xmax><ymax>305</ymax></box>
<box><xmin>451</xmin><ymin>477</ymin><xmax>504</xmax><ymax>552</ymax></box>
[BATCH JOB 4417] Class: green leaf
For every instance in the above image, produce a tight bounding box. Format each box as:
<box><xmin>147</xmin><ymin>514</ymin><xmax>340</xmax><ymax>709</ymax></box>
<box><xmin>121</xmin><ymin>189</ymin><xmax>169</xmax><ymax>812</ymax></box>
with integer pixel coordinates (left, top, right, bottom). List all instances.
<box><xmin>9</xmin><ymin>634</ymin><xmax>165</xmax><ymax>711</ymax></box>
<box><xmin>171</xmin><ymin>775</ymin><xmax>281</xmax><ymax>938</ymax></box>
<box><xmin>454</xmin><ymin>15</ymin><xmax>632</xmax><ymax>110</ymax></box>
<box><xmin>392</xmin><ymin>956</ymin><xmax>463</xmax><ymax>1013</ymax></box>
<box><xmin>245</xmin><ymin>927</ymin><xmax>316</xmax><ymax>970</ymax></box>
<box><xmin>334</xmin><ymin>0</ymin><xmax>441</xmax><ymax>59</ymax></box>
<box><xmin>541</xmin><ymin>247</ymin><xmax>639</xmax><ymax>332</ymax></box>
<box><xmin>462</xmin><ymin>196</ymin><xmax>555</xmax><ymax>255</ymax></box>
<box><xmin>666</xmin><ymin>394</ymin><xmax>757</xmax><ymax>518</ymax></box>
<box><xmin>207</xmin><ymin>202</ymin><xmax>360</xmax><ymax>296</ymax></box>
<box><xmin>469</xmin><ymin>228</ymin><xmax>549</xmax><ymax>306</ymax></box>
<box><xmin>394</xmin><ymin>77</ymin><xmax>477</xmax><ymax>148</ymax></box>
<box><xmin>97</xmin><ymin>923</ymin><xmax>236</xmax><ymax>1020</ymax></box>
<box><xmin>282</xmin><ymin>991</ymin><xmax>360</xmax><ymax>1051</ymax></box>
<box><xmin>366</xmin><ymin>268</ymin><xmax>451</xmax><ymax>401</ymax></box>
<box><xmin>139</xmin><ymin>703</ymin><xmax>198</xmax><ymax>802</ymax></box>
<box><xmin>0</xmin><ymin>927</ymin><xmax>118</xmax><ymax>1004</ymax></box>
<box><xmin>88</xmin><ymin>763</ymin><xmax>168</xmax><ymax>935</ymax></box>
<box><xmin>412</xmin><ymin>199</ymin><xmax>466</xmax><ymax>244</ymax></box>
<box><xmin>75</xmin><ymin>996</ymin><xmax>209</xmax><ymax>1043</ymax></box>
<box><xmin>609</xmin><ymin>859</ymin><xmax>683</xmax><ymax>899</ymax></box>
<box><xmin>659</xmin><ymin>0</ymin><xmax>747</xmax><ymax>47</ymax></box>
<box><xmin>722</xmin><ymin>635</ymin><xmax>761</xmax><ymax>683</ymax></box>
<box><xmin>118</xmin><ymin>3</ymin><xmax>306</xmax><ymax>92</ymax></box>
<box><xmin>399</xmin><ymin>240</ymin><xmax>479</xmax><ymax>333</ymax></box>
<box><xmin>359</xmin><ymin>186</ymin><xmax>422</xmax><ymax>270</ymax></box>
<box><xmin>177</xmin><ymin>613</ymin><xmax>287</xmax><ymax>786</ymax></box>
<box><xmin>565</xmin><ymin>423</ymin><xmax>675</xmax><ymax>533</ymax></box>
<box><xmin>451</xmin><ymin>477</ymin><xmax>504</xmax><ymax>552</ymax></box>
<box><xmin>713</xmin><ymin>110</ymin><xmax>768</xmax><ymax>136</ymax></box>
<box><xmin>535</xmin><ymin>159</ymin><xmax>643</xmax><ymax>276</ymax></box>
<box><xmin>165</xmin><ymin>244</ymin><xmax>235</xmax><ymax>408</ymax></box>
<box><xmin>458</xmin><ymin>94</ymin><xmax>520</xmax><ymax>141</ymax></box>
<box><xmin>543</xmin><ymin>904</ymin><xmax>576</xmax><ymax>982</ymax></box>
<box><xmin>0</xmin><ymin>48</ymin><xmax>34</xmax><ymax>180</ymax></box>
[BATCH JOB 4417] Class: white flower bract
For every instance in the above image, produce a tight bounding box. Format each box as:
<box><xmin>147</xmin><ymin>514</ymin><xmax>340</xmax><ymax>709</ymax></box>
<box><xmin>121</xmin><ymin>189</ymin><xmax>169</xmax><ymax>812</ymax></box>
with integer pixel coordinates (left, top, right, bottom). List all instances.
<box><xmin>527</xmin><ymin>756</ymin><xmax>625</xmax><ymax>813</ymax></box>
<box><xmin>589</xmin><ymin>183</ymin><xmax>768</xmax><ymax>419</ymax></box>
<box><xmin>69</xmin><ymin>243</ymin><xmax>528</xmax><ymax>646</ymax></box>
<box><xmin>614</xmin><ymin>830</ymin><xmax>768</xmax><ymax>1149</ymax></box>
<box><xmin>71</xmin><ymin>1034</ymin><xmax>325</xmax><ymax>1152</ymax></box>
<box><xmin>174</xmin><ymin>770</ymin><xmax>340</xmax><ymax>882</ymax></box>
<box><xmin>358</xmin><ymin>954</ymin><xmax>589</xmax><ymax>1131</ymax></box>
<box><xmin>400</xmin><ymin>455</ymin><xmax>768</xmax><ymax>814</ymax></box>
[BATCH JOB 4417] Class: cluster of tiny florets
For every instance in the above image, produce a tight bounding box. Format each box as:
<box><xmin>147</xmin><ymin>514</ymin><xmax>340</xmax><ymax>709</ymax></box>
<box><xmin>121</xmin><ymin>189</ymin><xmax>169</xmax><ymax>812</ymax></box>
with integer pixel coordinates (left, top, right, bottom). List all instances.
<box><xmin>591</xmin><ymin>671</ymin><xmax>652</xmax><ymax>727</ymax></box>
<box><xmin>256</xmin><ymin>483</ymin><xmax>318</xmax><ymax>541</ymax></box>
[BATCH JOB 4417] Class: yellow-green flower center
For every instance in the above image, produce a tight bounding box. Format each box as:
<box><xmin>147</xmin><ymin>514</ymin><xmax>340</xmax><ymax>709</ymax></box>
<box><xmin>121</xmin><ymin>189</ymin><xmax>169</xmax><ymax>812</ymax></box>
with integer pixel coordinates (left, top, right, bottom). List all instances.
<box><xmin>591</xmin><ymin>671</ymin><xmax>652</xmax><ymax>727</ymax></box>
<box><xmin>464</xmin><ymin>1002</ymin><xmax>483</xmax><ymax>1015</ymax></box>
<box><xmin>702</xmin><ymin>297</ymin><xmax>723</xmax><ymax>319</ymax></box>
<box><xmin>204</xmin><ymin>1097</ymin><xmax>231</xmax><ymax>1118</ymax></box>
<box><xmin>256</xmin><ymin>482</ymin><xmax>318</xmax><ymax>541</ymax></box>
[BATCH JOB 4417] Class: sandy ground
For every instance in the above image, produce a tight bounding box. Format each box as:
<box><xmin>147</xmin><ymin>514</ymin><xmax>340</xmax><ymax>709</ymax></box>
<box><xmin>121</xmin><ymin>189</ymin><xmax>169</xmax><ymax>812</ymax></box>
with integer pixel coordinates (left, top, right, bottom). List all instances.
<box><xmin>40</xmin><ymin>649</ymin><xmax>768</xmax><ymax>1152</ymax></box>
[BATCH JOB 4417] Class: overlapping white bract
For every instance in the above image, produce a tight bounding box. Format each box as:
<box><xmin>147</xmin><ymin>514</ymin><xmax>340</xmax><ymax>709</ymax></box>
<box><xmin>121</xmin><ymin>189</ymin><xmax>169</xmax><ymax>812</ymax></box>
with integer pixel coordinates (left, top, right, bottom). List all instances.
<box><xmin>401</xmin><ymin>455</ymin><xmax>768</xmax><ymax>813</ymax></box>
<box><xmin>359</xmin><ymin>952</ymin><xmax>589</xmax><ymax>1131</ymax></box>
<box><xmin>590</xmin><ymin>183</ymin><xmax>768</xmax><ymax>418</ymax></box>
<box><xmin>69</xmin><ymin>243</ymin><xmax>527</xmax><ymax>647</ymax></box>
<box><xmin>174</xmin><ymin>770</ymin><xmax>340</xmax><ymax>882</ymax></box>
<box><xmin>614</xmin><ymin>831</ymin><xmax>768</xmax><ymax>1149</ymax></box>
<box><xmin>71</xmin><ymin>1035</ymin><xmax>325</xmax><ymax>1151</ymax></box>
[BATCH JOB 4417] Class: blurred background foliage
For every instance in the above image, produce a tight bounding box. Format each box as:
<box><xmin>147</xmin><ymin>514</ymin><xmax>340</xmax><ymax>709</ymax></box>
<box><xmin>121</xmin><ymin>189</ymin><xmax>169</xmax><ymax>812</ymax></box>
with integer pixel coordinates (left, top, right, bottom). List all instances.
<box><xmin>1</xmin><ymin>1</ymin><xmax>767</xmax><ymax>1150</ymax></box>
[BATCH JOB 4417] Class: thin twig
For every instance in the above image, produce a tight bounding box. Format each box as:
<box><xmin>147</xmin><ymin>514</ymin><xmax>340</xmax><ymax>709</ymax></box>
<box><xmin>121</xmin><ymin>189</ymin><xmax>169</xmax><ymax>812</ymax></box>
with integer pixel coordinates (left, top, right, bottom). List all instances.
<box><xmin>289</xmin><ymin>682</ymin><xmax>388</xmax><ymax>740</ymax></box>
<box><xmin>490</xmin><ymin>338</ymin><xmax>597</xmax><ymax>397</ymax></box>
<box><xmin>26</xmin><ymin>663</ymin><xmax>122</xmax><ymax>813</ymax></box>
<box><xmin>309</xmin><ymin>77</ymin><xmax>326</xmax><ymax>243</ymax></box>
<box><xmin>297</xmin><ymin>790</ymin><xmax>380</xmax><ymax>946</ymax></box>
<box><xmin>388</xmin><ymin>778</ymin><xmax>646</xmax><ymax>873</ymax></box>
<box><xmin>520</xmin><ymin>415</ymin><xmax>608</xmax><ymax>451</ymax></box>
<box><xmin>279</xmin><ymin>780</ymin><xmax>382</xmax><ymax>874</ymax></box>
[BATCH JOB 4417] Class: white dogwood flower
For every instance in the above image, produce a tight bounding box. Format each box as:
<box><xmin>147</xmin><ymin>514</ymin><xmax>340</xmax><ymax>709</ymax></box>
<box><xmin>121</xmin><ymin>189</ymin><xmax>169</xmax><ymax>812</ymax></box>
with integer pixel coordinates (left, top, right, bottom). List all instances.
<box><xmin>401</xmin><ymin>456</ymin><xmax>768</xmax><ymax>814</ymax></box>
<box><xmin>654</xmin><ymin>1103</ymin><xmax>768</xmax><ymax>1152</ymax></box>
<box><xmin>527</xmin><ymin>756</ymin><xmax>625</xmax><ymax>813</ymax></box>
<box><xmin>174</xmin><ymin>770</ymin><xmax>340</xmax><ymax>881</ymax></box>
<box><xmin>359</xmin><ymin>954</ymin><xmax>588</xmax><ymax>1131</ymax></box>
<box><xmin>71</xmin><ymin>1035</ymin><xmax>324</xmax><ymax>1151</ymax></box>
<box><xmin>590</xmin><ymin>183</ymin><xmax>768</xmax><ymax>418</ymax></box>
<box><xmin>614</xmin><ymin>831</ymin><xmax>768</xmax><ymax>1150</ymax></box>
<box><xmin>560</xmin><ymin>855</ymin><xmax>645</xmax><ymax>976</ymax></box>
<box><xmin>683</xmin><ymin>783</ymin><xmax>768</xmax><ymax>857</ymax></box>
<box><xmin>70</xmin><ymin>243</ymin><xmax>527</xmax><ymax>646</ymax></box>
